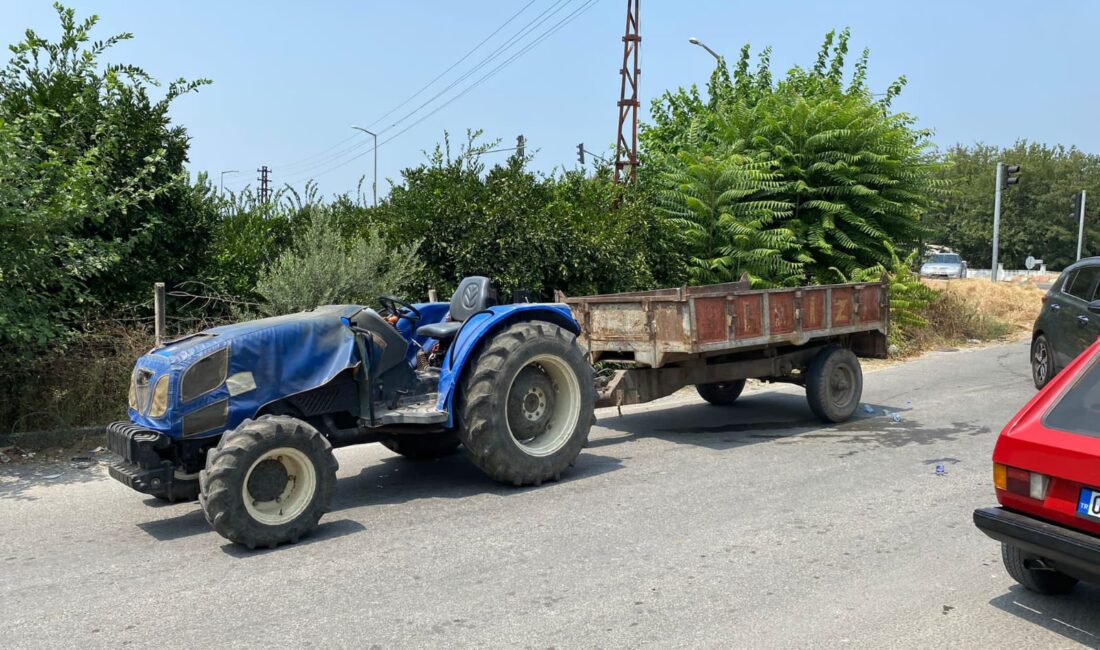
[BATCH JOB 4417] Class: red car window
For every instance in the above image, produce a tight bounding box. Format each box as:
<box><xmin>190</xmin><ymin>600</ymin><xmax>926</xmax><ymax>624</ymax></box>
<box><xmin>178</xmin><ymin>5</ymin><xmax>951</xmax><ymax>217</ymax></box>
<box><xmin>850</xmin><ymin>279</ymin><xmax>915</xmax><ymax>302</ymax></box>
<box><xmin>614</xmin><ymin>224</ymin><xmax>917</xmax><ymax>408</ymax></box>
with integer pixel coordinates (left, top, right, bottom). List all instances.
<box><xmin>1044</xmin><ymin>353</ymin><xmax>1100</xmax><ymax>438</ymax></box>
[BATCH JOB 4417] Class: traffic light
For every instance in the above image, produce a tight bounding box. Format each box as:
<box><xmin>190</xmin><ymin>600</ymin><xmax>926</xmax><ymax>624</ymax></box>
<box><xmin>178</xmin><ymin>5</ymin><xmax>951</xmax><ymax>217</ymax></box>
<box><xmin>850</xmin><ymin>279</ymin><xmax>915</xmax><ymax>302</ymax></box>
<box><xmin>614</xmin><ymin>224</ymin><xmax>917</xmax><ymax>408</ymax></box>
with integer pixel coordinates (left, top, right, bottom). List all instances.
<box><xmin>1073</xmin><ymin>190</ymin><xmax>1084</xmax><ymax>218</ymax></box>
<box><xmin>1002</xmin><ymin>164</ymin><xmax>1021</xmax><ymax>190</ymax></box>
<box><xmin>577</xmin><ymin>143</ymin><xmax>585</xmax><ymax>165</ymax></box>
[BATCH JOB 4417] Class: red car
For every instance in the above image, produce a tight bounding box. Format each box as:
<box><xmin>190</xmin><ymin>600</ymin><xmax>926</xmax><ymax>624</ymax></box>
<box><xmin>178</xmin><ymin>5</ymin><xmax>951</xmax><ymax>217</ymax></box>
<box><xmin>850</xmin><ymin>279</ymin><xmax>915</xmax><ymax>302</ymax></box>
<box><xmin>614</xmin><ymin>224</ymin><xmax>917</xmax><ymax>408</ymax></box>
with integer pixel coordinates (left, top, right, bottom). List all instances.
<box><xmin>974</xmin><ymin>336</ymin><xmax>1100</xmax><ymax>594</ymax></box>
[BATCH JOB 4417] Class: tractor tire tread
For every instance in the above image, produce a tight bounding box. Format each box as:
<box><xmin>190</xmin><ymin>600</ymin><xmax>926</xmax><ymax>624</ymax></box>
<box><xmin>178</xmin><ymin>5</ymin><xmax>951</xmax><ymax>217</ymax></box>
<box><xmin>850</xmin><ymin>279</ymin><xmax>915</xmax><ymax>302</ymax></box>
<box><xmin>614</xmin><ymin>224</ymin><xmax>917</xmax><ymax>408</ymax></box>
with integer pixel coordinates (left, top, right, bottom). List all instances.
<box><xmin>457</xmin><ymin>321</ymin><xmax>593</xmax><ymax>487</ymax></box>
<box><xmin>199</xmin><ymin>415</ymin><xmax>337</xmax><ymax>549</ymax></box>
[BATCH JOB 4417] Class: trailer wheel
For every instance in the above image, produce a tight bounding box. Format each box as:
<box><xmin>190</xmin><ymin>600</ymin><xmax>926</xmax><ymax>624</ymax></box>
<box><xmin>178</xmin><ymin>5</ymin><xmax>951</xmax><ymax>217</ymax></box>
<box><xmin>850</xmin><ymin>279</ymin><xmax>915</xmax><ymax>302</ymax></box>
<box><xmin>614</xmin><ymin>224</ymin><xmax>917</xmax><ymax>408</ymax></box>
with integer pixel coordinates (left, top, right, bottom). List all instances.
<box><xmin>199</xmin><ymin>415</ymin><xmax>338</xmax><ymax>549</ymax></box>
<box><xmin>381</xmin><ymin>432</ymin><xmax>461</xmax><ymax>460</ymax></box>
<box><xmin>696</xmin><ymin>380</ymin><xmax>746</xmax><ymax>406</ymax></box>
<box><xmin>805</xmin><ymin>346</ymin><xmax>862</xmax><ymax>423</ymax></box>
<box><xmin>457</xmin><ymin>321</ymin><xmax>594</xmax><ymax>487</ymax></box>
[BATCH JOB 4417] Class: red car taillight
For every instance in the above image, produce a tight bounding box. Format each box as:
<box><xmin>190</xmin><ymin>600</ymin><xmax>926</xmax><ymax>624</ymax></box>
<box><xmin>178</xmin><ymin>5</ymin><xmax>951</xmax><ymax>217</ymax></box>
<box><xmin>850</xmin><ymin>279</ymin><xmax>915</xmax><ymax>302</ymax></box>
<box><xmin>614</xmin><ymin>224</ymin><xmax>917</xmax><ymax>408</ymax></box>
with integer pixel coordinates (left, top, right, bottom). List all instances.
<box><xmin>994</xmin><ymin>463</ymin><xmax>1050</xmax><ymax>501</ymax></box>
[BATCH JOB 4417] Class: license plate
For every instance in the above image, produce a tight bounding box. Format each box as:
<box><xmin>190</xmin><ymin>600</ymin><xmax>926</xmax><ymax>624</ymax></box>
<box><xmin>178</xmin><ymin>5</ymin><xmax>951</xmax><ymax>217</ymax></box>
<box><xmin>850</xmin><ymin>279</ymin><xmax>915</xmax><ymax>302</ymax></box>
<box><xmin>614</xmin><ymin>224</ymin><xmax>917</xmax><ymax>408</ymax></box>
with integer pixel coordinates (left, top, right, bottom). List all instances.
<box><xmin>1078</xmin><ymin>488</ymin><xmax>1100</xmax><ymax>520</ymax></box>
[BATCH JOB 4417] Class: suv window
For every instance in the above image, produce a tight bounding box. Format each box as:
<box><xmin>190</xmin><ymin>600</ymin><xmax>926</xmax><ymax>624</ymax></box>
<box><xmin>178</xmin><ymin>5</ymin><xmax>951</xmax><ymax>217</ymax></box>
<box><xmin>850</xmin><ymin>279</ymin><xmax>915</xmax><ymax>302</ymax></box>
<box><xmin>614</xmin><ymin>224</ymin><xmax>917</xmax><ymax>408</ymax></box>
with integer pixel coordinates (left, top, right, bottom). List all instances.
<box><xmin>1064</xmin><ymin>266</ymin><xmax>1100</xmax><ymax>301</ymax></box>
<box><xmin>1044</xmin><ymin>354</ymin><xmax>1100</xmax><ymax>439</ymax></box>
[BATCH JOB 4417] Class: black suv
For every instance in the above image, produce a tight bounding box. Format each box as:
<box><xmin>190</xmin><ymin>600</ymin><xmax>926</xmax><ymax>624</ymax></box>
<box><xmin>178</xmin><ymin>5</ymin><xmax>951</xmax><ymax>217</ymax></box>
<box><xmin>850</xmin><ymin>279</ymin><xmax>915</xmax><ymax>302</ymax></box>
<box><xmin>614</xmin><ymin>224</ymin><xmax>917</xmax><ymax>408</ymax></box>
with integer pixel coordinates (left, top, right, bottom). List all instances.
<box><xmin>1032</xmin><ymin>257</ymin><xmax>1100</xmax><ymax>389</ymax></box>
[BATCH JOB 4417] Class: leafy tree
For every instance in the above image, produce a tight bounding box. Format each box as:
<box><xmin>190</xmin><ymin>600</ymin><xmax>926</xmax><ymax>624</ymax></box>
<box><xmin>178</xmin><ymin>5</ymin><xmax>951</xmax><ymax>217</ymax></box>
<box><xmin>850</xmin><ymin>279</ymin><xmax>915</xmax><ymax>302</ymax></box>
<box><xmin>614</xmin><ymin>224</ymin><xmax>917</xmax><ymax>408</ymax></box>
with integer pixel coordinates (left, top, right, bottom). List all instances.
<box><xmin>924</xmin><ymin>142</ymin><xmax>1100</xmax><ymax>270</ymax></box>
<box><xmin>656</xmin><ymin>148</ymin><xmax>802</xmax><ymax>286</ymax></box>
<box><xmin>376</xmin><ymin>131</ymin><xmax>677</xmax><ymax>299</ymax></box>
<box><xmin>0</xmin><ymin>3</ymin><xmax>209</xmax><ymax>352</ymax></box>
<box><xmin>255</xmin><ymin>208</ymin><xmax>423</xmax><ymax>316</ymax></box>
<box><xmin>642</xmin><ymin>28</ymin><xmax>943</xmax><ymax>285</ymax></box>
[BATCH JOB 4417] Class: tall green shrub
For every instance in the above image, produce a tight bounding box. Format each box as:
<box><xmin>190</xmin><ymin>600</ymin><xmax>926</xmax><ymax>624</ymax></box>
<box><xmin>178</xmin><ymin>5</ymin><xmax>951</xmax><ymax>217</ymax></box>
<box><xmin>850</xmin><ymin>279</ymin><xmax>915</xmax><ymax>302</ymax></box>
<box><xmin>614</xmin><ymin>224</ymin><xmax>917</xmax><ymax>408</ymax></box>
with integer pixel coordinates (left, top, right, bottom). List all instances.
<box><xmin>254</xmin><ymin>209</ymin><xmax>423</xmax><ymax>315</ymax></box>
<box><xmin>642</xmin><ymin>28</ymin><xmax>944</xmax><ymax>286</ymax></box>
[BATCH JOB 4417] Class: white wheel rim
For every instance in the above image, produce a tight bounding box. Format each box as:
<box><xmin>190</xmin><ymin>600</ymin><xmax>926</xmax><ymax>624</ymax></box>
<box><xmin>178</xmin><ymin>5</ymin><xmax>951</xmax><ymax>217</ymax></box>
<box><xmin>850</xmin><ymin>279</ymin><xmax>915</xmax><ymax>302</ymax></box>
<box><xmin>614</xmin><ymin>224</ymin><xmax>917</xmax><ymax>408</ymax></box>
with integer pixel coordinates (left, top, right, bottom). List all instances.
<box><xmin>505</xmin><ymin>354</ymin><xmax>582</xmax><ymax>457</ymax></box>
<box><xmin>243</xmin><ymin>447</ymin><xmax>317</xmax><ymax>526</ymax></box>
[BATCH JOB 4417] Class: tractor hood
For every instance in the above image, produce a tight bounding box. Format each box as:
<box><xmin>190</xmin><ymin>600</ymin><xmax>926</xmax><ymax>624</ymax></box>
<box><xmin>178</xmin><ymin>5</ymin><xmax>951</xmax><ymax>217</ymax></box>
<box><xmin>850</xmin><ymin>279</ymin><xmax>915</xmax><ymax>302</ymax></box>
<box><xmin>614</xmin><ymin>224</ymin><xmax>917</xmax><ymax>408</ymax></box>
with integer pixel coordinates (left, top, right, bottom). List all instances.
<box><xmin>128</xmin><ymin>305</ymin><xmax>362</xmax><ymax>439</ymax></box>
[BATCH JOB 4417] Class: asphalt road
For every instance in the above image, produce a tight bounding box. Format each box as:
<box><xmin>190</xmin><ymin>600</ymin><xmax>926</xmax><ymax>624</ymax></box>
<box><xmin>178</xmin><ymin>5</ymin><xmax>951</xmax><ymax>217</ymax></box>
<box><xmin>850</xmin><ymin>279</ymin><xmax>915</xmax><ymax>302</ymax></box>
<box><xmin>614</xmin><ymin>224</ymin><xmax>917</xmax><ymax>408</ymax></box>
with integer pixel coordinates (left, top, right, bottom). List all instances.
<box><xmin>3</xmin><ymin>340</ymin><xmax>1099</xmax><ymax>649</ymax></box>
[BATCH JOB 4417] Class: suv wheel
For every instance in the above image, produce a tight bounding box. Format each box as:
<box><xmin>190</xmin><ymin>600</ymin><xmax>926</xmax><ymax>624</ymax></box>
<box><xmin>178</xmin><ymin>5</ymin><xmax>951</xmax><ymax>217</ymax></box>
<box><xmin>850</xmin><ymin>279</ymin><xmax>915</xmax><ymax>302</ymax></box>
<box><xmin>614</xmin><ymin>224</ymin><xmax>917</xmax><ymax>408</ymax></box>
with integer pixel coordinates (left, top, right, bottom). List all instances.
<box><xmin>1031</xmin><ymin>334</ymin><xmax>1055</xmax><ymax>390</ymax></box>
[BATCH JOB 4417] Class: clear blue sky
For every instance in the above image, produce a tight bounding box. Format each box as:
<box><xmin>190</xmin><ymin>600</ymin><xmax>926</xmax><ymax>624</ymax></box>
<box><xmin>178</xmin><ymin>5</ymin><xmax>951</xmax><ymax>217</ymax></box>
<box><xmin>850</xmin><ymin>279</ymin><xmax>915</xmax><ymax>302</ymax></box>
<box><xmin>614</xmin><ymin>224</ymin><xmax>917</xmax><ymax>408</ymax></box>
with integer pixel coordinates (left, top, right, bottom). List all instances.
<box><xmin>3</xmin><ymin>1</ymin><xmax>1098</xmax><ymax>198</ymax></box>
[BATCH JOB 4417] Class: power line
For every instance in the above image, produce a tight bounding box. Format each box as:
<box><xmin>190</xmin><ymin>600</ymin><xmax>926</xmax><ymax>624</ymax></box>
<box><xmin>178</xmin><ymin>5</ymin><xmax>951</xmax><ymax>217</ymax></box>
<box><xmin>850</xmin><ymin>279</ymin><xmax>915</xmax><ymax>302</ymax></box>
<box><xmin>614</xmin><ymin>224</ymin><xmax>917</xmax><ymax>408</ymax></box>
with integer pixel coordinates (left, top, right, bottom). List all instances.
<box><xmin>268</xmin><ymin>1</ymin><xmax>541</xmax><ymax>178</ymax></box>
<box><xmin>270</xmin><ymin>134</ymin><xmax>360</xmax><ymax>171</ymax></box>
<box><xmin>290</xmin><ymin>0</ymin><xmax>599</xmax><ymax>185</ymax></box>
<box><xmin>374</xmin><ymin>0</ymin><xmax>575</xmax><ymax>136</ymax></box>
<box><xmin>363</xmin><ymin>0</ymin><xmax>538</xmax><ymax>131</ymax></box>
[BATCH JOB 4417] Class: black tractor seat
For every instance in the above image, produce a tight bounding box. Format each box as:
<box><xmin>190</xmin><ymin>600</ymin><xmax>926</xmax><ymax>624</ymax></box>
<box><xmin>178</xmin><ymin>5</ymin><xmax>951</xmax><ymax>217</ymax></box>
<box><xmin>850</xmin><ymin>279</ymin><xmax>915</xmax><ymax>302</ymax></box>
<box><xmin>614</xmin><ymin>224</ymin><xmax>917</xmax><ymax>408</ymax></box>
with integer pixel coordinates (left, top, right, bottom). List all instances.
<box><xmin>416</xmin><ymin>276</ymin><xmax>497</xmax><ymax>343</ymax></box>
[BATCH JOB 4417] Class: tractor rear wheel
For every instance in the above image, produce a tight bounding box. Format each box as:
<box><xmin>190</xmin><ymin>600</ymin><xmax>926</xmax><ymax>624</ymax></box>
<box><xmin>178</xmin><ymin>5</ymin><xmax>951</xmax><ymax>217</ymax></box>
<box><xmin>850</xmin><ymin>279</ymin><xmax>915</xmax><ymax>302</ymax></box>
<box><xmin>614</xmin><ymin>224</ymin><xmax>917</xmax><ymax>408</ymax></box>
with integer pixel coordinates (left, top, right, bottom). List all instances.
<box><xmin>457</xmin><ymin>321</ymin><xmax>594</xmax><ymax>487</ymax></box>
<box><xmin>381</xmin><ymin>432</ymin><xmax>461</xmax><ymax>460</ymax></box>
<box><xmin>199</xmin><ymin>415</ymin><xmax>338</xmax><ymax>549</ymax></box>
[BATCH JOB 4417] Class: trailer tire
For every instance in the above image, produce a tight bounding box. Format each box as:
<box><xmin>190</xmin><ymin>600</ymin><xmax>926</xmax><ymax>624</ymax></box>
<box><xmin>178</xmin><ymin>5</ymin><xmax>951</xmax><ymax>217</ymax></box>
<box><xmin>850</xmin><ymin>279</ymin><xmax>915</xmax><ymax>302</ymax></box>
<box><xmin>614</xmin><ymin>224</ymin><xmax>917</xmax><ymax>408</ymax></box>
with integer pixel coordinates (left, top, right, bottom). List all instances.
<box><xmin>696</xmin><ymin>380</ymin><xmax>746</xmax><ymax>406</ymax></box>
<box><xmin>381</xmin><ymin>432</ymin><xmax>461</xmax><ymax>460</ymax></box>
<box><xmin>199</xmin><ymin>415</ymin><xmax>338</xmax><ymax>549</ymax></box>
<box><xmin>805</xmin><ymin>346</ymin><xmax>862</xmax><ymax>423</ymax></box>
<box><xmin>457</xmin><ymin>321</ymin><xmax>594</xmax><ymax>487</ymax></box>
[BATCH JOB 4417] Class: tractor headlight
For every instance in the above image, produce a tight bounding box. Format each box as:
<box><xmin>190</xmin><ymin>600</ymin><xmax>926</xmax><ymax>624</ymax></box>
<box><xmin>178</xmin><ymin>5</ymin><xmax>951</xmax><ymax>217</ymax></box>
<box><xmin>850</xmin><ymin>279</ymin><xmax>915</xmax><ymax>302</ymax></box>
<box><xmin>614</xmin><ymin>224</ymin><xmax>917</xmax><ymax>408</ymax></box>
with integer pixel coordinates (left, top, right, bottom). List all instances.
<box><xmin>128</xmin><ymin>375</ymin><xmax>138</xmax><ymax>411</ymax></box>
<box><xmin>149</xmin><ymin>375</ymin><xmax>170</xmax><ymax>418</ymax></box>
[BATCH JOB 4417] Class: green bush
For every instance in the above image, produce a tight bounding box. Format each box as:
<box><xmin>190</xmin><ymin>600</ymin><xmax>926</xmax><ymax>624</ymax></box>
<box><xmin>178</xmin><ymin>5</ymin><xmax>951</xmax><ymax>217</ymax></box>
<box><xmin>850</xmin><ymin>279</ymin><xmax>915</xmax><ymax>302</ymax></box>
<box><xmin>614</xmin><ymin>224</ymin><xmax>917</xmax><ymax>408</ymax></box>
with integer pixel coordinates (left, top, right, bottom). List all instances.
<box><xmin>642</xmin><ymin>28</ymin><xmax>944</xmax><ymax>287</ymax></box>
<box><xmin>255</xmin><ymin>209</ymin><xmax>424</xmax><ymax>315</ymax></box>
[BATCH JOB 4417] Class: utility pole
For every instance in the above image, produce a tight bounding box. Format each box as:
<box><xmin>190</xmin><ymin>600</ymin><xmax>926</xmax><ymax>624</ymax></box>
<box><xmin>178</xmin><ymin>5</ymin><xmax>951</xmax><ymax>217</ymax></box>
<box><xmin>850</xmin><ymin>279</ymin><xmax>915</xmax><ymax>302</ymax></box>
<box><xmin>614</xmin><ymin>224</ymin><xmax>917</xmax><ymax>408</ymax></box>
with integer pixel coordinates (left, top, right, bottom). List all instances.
<box><xmin>991</xmin><ymin>162</ymin><xmax>1021</xmax><ymax>283</ymax></box>
<box><xmin>219</xmin><ymin>170</ymin><xmax>238</xmax><ymax>194</ymax></box>
<box><xmin>351</xmin><ymin>126</ymin><xmax>378</xmax><ymax>208</ymax></box>
<box><xmin>257</xmin><ymin>165</ymin><xmax>272</xmax><ymax>203</ymax></box>
<box><xmin>1074</xmin><ymin>190</ymin><xmax>1088</xmax><ymax>261</ymax></box>
<box><xmin>613</xmin><ymin>0</ymin><xmax>640</xmax><ymax>184</ymax></box>
<box><xmin>515</xmin><ymin>134</ymin><xmax>525</xmax><ymax>159</ymax></box>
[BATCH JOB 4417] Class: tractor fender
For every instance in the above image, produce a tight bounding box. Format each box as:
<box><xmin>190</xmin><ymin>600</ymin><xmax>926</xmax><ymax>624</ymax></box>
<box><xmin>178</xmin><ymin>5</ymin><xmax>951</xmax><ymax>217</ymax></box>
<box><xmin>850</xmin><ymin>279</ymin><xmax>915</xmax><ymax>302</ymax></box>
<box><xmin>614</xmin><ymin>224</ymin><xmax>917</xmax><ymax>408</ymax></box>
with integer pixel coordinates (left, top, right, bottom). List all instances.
<box><xmin>436</xmin><ymin>303</ymin><xmax>580</xmax><ymax>426</ymax></box>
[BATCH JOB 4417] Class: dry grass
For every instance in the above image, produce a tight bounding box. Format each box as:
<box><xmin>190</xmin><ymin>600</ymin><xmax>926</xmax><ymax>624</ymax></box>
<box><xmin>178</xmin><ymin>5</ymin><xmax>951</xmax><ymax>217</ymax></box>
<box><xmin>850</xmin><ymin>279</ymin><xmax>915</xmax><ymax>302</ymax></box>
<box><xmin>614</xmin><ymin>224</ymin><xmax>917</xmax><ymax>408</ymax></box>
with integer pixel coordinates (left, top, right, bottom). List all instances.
<box><xmin>895</xmin><ymin>278</ymin><xmax>1045</xmax><ymax>356</ymax></box>
<box><xmin>924</xmin><ymin>278</ymin><xmax>1045</xmax><ymax>333</ymax></box>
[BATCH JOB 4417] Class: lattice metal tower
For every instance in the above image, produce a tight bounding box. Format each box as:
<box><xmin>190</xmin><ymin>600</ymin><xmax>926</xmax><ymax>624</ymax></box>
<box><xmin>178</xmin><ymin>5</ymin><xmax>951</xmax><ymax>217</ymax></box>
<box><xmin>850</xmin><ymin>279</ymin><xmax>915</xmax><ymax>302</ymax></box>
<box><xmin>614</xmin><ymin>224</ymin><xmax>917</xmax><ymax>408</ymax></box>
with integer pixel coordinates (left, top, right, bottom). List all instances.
<box><xmin>613</xmin><ymin>0</ymin><xmax>640</xmax><ymax>183</ymax></box>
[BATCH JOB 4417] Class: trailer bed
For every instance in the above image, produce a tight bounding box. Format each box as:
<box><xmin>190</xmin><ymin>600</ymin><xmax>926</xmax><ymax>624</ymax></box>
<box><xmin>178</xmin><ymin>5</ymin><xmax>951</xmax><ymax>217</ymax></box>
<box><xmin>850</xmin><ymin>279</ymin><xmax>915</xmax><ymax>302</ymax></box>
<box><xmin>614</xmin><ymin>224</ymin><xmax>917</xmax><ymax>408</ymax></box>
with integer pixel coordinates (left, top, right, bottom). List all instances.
<box><xmin>557</xmin><ymin>278</ymin><xmax>890</xmax><ymax>368</ymax></box>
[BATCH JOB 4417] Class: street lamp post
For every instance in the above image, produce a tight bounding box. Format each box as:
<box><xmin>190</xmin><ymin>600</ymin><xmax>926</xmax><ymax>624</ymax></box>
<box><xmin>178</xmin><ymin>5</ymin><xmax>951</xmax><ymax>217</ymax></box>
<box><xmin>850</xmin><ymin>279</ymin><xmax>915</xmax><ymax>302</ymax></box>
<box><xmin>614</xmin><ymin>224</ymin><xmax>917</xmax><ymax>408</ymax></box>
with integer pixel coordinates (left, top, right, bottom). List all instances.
<box><xmin>219</xmin><ymin>169</ymin><xmax>238</xmax><ymax>193</ymax></box>
<box><xmin>351</xmin><ymin>125</ymin><xmax>378</xmax><ymax>208</ymax></box>
<box><xmin>688</xmin><ymin>36</ymin><xmax>722</xmax><ymax>62</ymax></box>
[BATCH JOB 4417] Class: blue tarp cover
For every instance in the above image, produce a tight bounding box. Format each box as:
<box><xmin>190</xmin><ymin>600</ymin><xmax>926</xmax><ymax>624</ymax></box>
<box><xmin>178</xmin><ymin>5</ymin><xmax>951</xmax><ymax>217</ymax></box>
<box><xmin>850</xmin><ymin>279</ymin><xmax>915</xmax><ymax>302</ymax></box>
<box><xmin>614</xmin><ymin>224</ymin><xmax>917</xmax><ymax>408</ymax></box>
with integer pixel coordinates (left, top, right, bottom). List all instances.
<box><xmin>129</xmin><ymin>305</ymin><xmax>362</xmax><ymax>439</ymax></box>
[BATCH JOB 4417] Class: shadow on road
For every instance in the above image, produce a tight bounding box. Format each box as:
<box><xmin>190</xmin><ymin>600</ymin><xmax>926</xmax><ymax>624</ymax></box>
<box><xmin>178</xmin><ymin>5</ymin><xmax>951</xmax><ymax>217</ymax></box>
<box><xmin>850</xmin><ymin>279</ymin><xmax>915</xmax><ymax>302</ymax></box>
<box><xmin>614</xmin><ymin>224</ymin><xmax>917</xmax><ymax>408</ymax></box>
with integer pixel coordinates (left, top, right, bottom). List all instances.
<box><xmin>592</xmin><ymin>392</ymin><xmax>989</xmax><ymax>458</ymax></box>
<box><xmin>989</xmin><ymin>584</ymin><xmax>1100</xmax><ymax>646</ymax></box>
<box><xmin>0</xmin><ymin>462</ymin><xmax>105</xmax><ymax>502</ymax></box>
<box><xmin>132</xmin><ymin>449</ymin><xmax>624</xmax><ymax>548</ymax></box>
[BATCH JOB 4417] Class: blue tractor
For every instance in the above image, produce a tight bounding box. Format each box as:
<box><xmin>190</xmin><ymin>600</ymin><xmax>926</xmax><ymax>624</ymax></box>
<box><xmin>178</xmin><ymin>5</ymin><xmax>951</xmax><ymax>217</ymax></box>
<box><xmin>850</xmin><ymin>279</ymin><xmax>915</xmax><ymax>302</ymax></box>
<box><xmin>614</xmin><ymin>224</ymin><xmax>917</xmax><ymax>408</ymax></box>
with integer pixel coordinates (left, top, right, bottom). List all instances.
<box><xmin>108</xmin><ymin>277</ymin><xmax>594</xmax><ymax>548</ymax></box>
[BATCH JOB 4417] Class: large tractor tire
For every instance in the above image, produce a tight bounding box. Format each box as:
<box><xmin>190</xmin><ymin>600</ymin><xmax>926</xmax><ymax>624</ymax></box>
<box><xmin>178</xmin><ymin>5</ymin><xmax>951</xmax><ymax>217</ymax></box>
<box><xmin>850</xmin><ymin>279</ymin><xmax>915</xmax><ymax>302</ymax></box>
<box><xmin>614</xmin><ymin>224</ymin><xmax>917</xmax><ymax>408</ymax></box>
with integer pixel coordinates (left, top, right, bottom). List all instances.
<box><xmin>805</xmin><ymin>345</ymin><xmax>863</xmax><ymax>423</ymax></box>
<box><xmin>199</xmin><ymin>415</ymin><xmax>338</xmax><ymax>549</ymax></box>
<box><xmin>696</xmin><ymin>379</ymin><xmax>746</xmax><ymax>406</ymax></box>
<box><xmin>381</xmin><ymin>432</ymin><xmax>461</xmax><ymax>460</ymax></box>
<box><xmin>457</xmin><ymin>321</ymin><xmax>594</xmax><ymax>487</ymax></box>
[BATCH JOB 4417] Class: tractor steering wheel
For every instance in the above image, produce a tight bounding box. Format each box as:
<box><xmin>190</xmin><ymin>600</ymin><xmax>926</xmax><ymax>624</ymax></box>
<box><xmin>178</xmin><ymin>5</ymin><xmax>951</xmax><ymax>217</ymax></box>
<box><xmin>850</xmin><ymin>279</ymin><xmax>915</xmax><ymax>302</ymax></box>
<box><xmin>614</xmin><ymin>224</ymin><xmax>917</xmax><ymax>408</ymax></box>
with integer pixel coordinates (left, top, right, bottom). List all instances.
<box><xmin>378</xmin><ymin>295</ymin><xmax>423</xmax><ymax>323</ymax></box>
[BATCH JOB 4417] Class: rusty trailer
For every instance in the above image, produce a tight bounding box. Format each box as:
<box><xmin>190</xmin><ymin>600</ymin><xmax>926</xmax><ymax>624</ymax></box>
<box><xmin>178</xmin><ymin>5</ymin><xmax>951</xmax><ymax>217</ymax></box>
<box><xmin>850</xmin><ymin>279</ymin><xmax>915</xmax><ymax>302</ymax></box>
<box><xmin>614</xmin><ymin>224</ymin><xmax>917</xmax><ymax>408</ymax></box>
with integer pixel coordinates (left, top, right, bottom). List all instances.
<box><xmin>555</xmin><ymin>277</ymin><xmax>890</xmax><ymax>423</ymax></box>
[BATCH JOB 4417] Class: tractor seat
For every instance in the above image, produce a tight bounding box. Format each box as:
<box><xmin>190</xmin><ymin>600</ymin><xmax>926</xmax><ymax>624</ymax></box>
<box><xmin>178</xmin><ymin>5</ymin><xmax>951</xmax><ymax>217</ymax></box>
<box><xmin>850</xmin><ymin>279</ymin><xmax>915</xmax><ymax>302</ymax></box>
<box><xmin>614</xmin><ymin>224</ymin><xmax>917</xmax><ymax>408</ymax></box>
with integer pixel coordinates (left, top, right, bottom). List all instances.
<box><xmin>416</xmin><ymin>276</ymin><xmax>497</xmax><ymax>343</ymax></box>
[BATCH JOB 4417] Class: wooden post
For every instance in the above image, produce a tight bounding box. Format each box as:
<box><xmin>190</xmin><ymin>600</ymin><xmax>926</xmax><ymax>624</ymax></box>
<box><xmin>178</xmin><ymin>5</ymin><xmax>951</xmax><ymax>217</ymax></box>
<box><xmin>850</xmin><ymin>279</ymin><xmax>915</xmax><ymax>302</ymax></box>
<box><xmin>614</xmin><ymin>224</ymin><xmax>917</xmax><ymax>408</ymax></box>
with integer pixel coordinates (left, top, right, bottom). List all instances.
<box><xmin>428</xmin><ymin>288</ymin><xmax>438</xmax><ymax>303</ymax></box>
<box><xmin>154</xmin><ymin>282</ymin><xmax>166</xmax><ymax>348</ymax></box>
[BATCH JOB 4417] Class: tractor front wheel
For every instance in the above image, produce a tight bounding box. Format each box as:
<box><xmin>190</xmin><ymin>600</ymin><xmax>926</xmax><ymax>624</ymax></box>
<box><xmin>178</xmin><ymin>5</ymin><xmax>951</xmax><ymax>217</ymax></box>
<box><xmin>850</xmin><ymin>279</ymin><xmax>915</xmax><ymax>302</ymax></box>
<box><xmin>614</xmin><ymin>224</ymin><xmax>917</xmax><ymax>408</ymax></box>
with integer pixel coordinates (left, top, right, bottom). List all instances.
<box><xmin>458</xmin><ymin>321</ymin><xmax>594</xmax><ymax>487</ymax></box>
<box><xmin>199</xmin><ymin>415</ymin><xmax>338</xmax><ymax>549</ymax></box>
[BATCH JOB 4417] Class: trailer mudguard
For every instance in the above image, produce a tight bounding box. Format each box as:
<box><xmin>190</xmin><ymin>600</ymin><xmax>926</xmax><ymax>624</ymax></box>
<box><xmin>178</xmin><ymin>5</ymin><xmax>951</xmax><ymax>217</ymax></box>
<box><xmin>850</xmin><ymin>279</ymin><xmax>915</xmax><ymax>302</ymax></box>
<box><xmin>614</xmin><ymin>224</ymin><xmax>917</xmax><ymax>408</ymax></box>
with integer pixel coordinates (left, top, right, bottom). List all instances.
<box><xmin>435</xmin><ymin>303</ymin><xmax>580</xmax><ymax>426</ymax></box>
